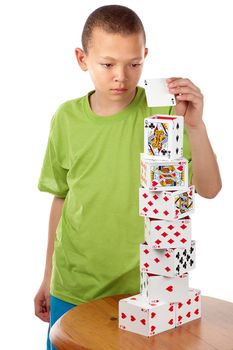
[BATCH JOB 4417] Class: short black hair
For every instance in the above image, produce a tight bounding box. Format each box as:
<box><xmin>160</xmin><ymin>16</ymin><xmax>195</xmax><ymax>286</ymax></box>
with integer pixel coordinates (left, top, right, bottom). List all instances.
<box><xmin>81</xmin><ymin>5</ymin><xmax>146</xmax><ymax>53</ymax></box>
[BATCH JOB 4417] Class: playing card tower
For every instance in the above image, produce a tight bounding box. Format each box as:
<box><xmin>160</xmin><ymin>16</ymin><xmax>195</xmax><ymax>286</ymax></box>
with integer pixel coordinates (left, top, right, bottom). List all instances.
<box><xmin>118</xmin><ymin>113</ymin><xmax>201</xmax><ymax>336</ymax></box>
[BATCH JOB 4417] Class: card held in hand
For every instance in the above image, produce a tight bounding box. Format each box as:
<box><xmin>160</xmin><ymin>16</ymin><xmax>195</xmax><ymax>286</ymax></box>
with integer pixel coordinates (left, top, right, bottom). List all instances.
<box><xmin>144</xmin><ymin>78</ymin><xmax>176</xmax><ymax>107</ymax></box>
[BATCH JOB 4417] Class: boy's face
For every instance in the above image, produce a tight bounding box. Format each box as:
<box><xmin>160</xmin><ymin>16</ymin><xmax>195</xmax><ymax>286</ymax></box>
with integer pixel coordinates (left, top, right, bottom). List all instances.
<box><xmin>75</xmin><ymin>28</ymin><xmax>148</xmax><ymax>102</ymax></box>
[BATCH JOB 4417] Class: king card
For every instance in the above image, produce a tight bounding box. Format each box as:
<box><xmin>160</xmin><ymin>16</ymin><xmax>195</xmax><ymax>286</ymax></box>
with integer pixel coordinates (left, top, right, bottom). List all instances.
<box><xmin>140</xmin><ymin>154</ymin><xmax>188</xmax><ymax>191</ymax></box>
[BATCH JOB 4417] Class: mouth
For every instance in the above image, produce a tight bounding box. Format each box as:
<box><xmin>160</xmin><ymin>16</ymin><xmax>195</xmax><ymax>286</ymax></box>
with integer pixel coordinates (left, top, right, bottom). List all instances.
<box><xmin>110</xmin><ymin>88</ymin><xmax>128</xmax><ymax>94</ymax></box>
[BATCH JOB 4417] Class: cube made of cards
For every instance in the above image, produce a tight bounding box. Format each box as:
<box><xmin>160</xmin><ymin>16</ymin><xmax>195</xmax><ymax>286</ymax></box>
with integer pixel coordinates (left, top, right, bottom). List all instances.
<box><xmin>119</xmin><ymin>294</ymin><xmax>175</xmax><ymax>337</ymax></box>
<box><xmin>140</xmin><ymin>154</ymin><xmax>188</xmax><ymax>191</ymax></box>
<box><xmin>144</xmin><ymin>217</ymin><xmax>191</xmax><ymax>249</ymax></box>
<box><xmin>144</xmin><ymin>115</ymin><xmax>183</xmax><ymax>160</ymax></box>
<box><xmin>175</xmin><ymin>288</ymin><xmax>201</xmax><ymax>326</ymax></box>
<box><xmin>140</xmin><ymin>241</ymin><xmax>196</xmax><ymax>277</ymax></box>
<box><xmin>140</xmin><ymin>272</ymin><xmax>189</xmax><ymax>303</ymax></box>
<box><xmin>139</xmin><ymin>185</ymin><xmax>195</xmax><ymax>220</ymax></box>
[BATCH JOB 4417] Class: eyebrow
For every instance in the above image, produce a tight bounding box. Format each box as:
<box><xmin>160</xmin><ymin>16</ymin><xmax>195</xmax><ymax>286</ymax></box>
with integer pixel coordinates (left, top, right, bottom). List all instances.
<box><xmin>99</xmin><ymin>56</ymin><xmax>143</xmax><ymax>61</ymax></box>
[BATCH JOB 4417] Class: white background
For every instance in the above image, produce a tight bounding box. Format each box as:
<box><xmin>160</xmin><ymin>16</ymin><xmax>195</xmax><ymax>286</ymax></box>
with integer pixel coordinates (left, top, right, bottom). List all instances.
<box><xmin>1</xmin><ymin>0</ymin><xmax>232</xmax><ymax>348</ymax></box>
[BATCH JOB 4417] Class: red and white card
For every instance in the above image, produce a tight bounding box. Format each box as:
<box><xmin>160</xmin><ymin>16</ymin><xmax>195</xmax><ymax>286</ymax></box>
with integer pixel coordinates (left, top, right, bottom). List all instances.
<box><xmin>140</xmin><ymin>154</ymin><xmax>188</xmax><ymax>191</ymax></box>
<box><xmin>144</xmin><ymin>217</ymin><xmax>191</xmax><ymax>249</ymax></box>
<box><xmin>140</xmin><ymin>272</ymin><xmax>189</xmax><ymax>303</ymax></box>
<box><xmin>119</xmin><ymin>294</ymin><xmax>175</xmax><ymax>337</ymax></box>
<box><xmin>140</xmin><ymin>241</ymin><xmax>196</xmax><ymax>277</ymax></box>
<box><xmin>174</xmin><ymin>288</ymin><xmax>201</xmax><ymax>326</ymax></box>
<box><xmin>144</xmin><ymin>115</ymin><xmax>184</xmax><ymax>160</ymax></box>
<box><xmin>139</xmin><ymin>185</ymin><xmax>195</xmax><ymax>220</ymax></box>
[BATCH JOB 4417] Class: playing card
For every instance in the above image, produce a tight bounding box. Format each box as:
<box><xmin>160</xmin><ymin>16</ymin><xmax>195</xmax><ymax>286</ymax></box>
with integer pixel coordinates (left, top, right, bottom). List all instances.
<box><xmin>119</xmin><ymin>294</ymin><xmax>175</xmax><ymax>336</ymax></box>
<box><xmin>140</xmin><ymin>241</ymin><xmax>196</xmax><ymax>277</ymax></box>
<box><xmin>139</xmin><ymin>185</ymin><xmax>195</xmax><ymax>220</ymax></box>
<box><xmin>140</xmin><ymin>154</ymin><xmax>188</xmax><ymax>191</ymax></box>
<box><xmin>144</xmin><ymin>217</ymin><xmax>191</xmax><ymax>249</ymax></box>
<box><xmin>174</xmin><ymin>288</ymin><xmax>201</xmax><ymax>326</ymax></box>
<box><xmin>144</xmin><ymin>78</ymin><xmax>176</xmax><ymax>107</ymax></box>
<box><xmin>140</xmin><ymin>272</ymin><xmax>189</xmax><ymax>303</ymax></box>
<box><xmin>144</xmin><ymin>115</ymin><xmax>183</xmax><ymax>160</ymax></box>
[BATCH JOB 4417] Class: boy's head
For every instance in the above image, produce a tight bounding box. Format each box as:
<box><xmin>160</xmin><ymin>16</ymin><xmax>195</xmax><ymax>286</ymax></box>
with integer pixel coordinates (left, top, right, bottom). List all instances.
<box><xmin>75</xmin><ymin>5</ymin><xmax>148</xmax><ymax>105</ymax></box>
<box><xmin>81</xmin><ymin>5</ymin><xmax>146</xmax><ymax>54</ymax></box>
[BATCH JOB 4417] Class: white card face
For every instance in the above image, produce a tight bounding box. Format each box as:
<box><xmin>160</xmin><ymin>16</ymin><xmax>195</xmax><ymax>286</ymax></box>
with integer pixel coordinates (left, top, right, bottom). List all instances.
<box><xmin>175</xmin><ymin>289</ymin><xmax>201</xmax><ymax>326</ymax></box>
<box><xmin>119</xmin><ymin>294</ymin><xmax>175</xmax><ymax>336</ymax></box>
<box><xmin>144</xmin><ymin>217</ymin><xmax>191</xmax><ymax>250</ymax></box>
<box><xmin>141</xmin><ymin>272</ymin><xmax>189</xmax><ymax>303</ymax></box>
<box><xmin>144</xmin><ymin>78</ymin><xmax>176</xmax><ymax>107</ymax></box>
<box><xmin>139</xmin><ymin>185</ymin><xmax>195</xmax><ymax>221</ymax></box>
<box><xmin>140</xmin><ymin>241</ymin><xmax>196</xmax><ymax>277</ymax></box>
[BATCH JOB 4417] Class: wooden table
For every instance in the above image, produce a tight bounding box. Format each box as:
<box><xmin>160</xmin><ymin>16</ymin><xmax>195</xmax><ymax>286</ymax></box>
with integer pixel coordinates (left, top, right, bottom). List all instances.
<box><xmin>50</xmin><ymin>294</ymin><xmax>233</xmax><ymax>350</ymax></box>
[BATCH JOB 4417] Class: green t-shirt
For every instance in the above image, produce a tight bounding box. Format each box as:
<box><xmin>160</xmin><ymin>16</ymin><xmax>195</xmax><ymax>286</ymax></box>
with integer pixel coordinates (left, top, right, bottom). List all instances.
<box><xmin>38</xmin><ymin>87</ymin><xmax>192</xmax><ymax>305</ymax></box>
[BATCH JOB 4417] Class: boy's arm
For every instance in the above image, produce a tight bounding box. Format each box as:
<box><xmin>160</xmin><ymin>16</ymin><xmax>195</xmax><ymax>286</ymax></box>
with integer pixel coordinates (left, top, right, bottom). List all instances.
<box><xmin>44</xmin><ymin>196</ymin><xmax>65</xmax><ymax>280</ymax></box>
<box><xmin>34</xmin><ymin>196</ymin><xmax>65</xmax><ymax>322</ymax></box>
<box><xmin>167</xmin><ymin>77</ymin><xmax>222</xmax><ymax>198</ymax></box>
<box><xmin>186</xmin><ymin>123</ymin><xmax>222</xmax><ymax>198</ymax></box>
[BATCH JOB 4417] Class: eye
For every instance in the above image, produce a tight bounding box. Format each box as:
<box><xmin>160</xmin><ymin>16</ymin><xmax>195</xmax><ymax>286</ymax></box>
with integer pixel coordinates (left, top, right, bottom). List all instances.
<box><xmin>101</xmin><ymin>64</ymin><xmax>113</xmax><ymax>68</ymax></box>
<box><xmin>131</xmin><ymin>63</ymin><xmax>141</xmax><ymax>68</ymax></box>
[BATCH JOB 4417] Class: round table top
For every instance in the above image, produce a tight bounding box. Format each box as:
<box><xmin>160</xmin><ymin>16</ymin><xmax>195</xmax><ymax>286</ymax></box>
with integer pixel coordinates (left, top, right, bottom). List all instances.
<box><xmin>50</xmin><ymin>294</ymin><xmax>233</xmax><ymax>350</ymax></box>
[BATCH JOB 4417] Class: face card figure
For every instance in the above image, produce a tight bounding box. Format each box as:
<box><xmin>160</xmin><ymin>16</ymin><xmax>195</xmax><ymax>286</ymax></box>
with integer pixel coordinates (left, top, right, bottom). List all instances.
<box><xmin>144</xmin><ymin>115</ymin><xmax>183</xmax><ymax>160</ymax></box>
<box><xmin>140</xmin><ymin>154</ymin><xmax>188</xmax><ymax>191</ymax></box>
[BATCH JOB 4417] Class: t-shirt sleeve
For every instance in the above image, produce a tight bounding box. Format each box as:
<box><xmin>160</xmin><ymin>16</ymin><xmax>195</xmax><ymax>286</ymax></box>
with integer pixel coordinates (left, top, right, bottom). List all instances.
<box><xmin>169</xmin><ymin>106</ymin><xmax>193</xmax><ymax>185</ymax></box>
<box><xmin>38</xmin><ymin>115</ymin><xmax>69</xmax><ymax>197</ymax></box>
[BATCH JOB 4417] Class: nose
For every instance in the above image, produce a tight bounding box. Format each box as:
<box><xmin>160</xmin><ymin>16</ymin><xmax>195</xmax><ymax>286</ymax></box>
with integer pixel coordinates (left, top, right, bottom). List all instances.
<box><xmin>113</xmin><ymin>66</ymin><xmax>127</xmax><ymax>83</ymax></box>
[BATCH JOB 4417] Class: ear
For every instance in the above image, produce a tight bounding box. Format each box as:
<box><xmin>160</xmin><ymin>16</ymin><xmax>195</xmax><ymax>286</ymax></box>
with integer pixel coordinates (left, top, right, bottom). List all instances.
<box><xmin>75</xmin><ymin>48</ymin><xmax>88</xmax><ymax>71</ymax></box>
<box><xmin>144</xmin><ymin>48</ymin><xmax>148</xmax><ymax>59</ymax></box>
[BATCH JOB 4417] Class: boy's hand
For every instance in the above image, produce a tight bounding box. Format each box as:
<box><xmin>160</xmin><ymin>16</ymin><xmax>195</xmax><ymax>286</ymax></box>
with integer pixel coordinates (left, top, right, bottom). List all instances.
<box><xmin>34</xmin><ymin>279</ymin><xmax>50</xmax><ymax>322</ymax></box>
<box><xmin>167</xmin><ymin>77</ymin><xmax>204</xmax><ymax>129</ymax></box>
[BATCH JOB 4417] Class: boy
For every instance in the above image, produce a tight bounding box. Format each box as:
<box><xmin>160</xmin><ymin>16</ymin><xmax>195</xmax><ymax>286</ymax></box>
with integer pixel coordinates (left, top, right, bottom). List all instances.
<box><xmin>34</xmin><ymin>5</ymin><xmax>222</xmax><ymax>349</ymax></box>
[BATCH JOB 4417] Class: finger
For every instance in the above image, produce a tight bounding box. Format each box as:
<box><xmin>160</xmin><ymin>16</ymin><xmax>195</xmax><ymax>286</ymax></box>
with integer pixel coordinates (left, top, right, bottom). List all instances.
<box><xmin>176</xmin><ymin>93</ymin><xmax>203</xmax><ymax>104</ymax></box>
<box><xmin>167</xmin><ymin>77</ymin><xmax>182</xmax><ymax>80</ymax></box>
<box><xmin>34</xmin><ymin>299</ymin><xmax>50</xmax><ymax>322</ymax></box>
<box><xmin>169</xmin><ymin>86</ymin><xmax>202</xmax><ymax>98</ymax></box>
<box><xmin>38</xmin><ymin>310</ymin><xmax>50</xmax><ymax>323</ymax></box>
<box><xmin>45</xmin><ymin>295</ymin><xmax>50</xmax><ymax>313</ymax></box>
<box><xmin>168</xmin><ymin>78</ymin><xmax>201</xmax><ymax>92</ymax></box>
<box><xmin>34</xmin><ymin>294</ymin><xmax>48</xmax><ymax>314</ymax></box>
<box><xmin>34</xmin><ymin>296</ymin><xmax>43</xmax><ymax>316</ymax></box>
<box><xmin>166</xmin><ymin>77</ymin><xmax>182</xmax><ymax>84</ymax></box>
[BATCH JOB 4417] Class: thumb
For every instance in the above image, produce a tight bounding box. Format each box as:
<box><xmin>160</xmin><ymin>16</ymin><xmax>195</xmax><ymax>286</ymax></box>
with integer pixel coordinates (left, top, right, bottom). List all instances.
<box><xmin>45</xmin><ymin>294</ymin><xmax>50</xmax><ymax>313</ymax></box>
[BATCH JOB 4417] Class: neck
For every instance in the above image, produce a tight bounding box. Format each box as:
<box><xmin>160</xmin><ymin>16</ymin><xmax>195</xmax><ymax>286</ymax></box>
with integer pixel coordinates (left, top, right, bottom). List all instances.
<box><xmin>89</xmin><ymin>89</ymin><xmax>137</xmax><ymax>116</ymax></box>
